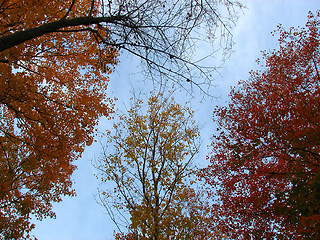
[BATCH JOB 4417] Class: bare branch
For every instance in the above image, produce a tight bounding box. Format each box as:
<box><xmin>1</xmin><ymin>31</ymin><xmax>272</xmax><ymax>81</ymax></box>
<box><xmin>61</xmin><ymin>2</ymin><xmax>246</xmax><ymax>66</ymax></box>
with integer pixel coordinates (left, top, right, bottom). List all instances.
<box><xmin>0</xmin><ymin>15</ymin><xmax>125</xmax><ymax>53</ymax></box>
<box><xmin>62</xmin><ymin>0</ymin><xmax>76</xmax><ymax>19</ymax></box>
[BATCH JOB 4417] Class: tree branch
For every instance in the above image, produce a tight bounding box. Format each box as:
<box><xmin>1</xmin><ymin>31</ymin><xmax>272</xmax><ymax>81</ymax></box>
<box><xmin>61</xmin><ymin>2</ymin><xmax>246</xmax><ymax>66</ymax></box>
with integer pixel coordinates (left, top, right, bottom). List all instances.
<box><xmin>62</xmin><ymin>0</ymin><xmax>76</xmax><ymax>19</ymax></box>
<box><xmin>0</xmin><ymin>15</ymin><xmax>125</xmax><ymax>53</ymax></box>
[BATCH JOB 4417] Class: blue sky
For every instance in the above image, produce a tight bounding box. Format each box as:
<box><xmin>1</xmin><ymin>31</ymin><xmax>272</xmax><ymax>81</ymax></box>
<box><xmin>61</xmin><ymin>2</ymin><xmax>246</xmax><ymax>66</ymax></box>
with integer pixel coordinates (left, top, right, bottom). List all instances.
<box><xmin>31</xmin><ymin>1</ymin><xmax>319</xmax><ymax>239</ymax></box>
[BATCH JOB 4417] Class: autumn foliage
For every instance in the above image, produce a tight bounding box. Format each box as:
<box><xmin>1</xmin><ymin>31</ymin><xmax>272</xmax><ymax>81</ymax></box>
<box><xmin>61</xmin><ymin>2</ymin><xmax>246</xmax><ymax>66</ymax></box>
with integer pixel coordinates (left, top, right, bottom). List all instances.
<box><xmin>200</xmin><ymin>11</ymin><xmax>320</xmax><ymax>239</ymax></box>
<box><xmin>97</xmin><ymin>92</ymin><xmax>216</xmax><ymax>239</ymax></box>
<box><xmin>0</xmin><ymin>0</ymin><xmax>118</xmax><ymax>238</ymax></box>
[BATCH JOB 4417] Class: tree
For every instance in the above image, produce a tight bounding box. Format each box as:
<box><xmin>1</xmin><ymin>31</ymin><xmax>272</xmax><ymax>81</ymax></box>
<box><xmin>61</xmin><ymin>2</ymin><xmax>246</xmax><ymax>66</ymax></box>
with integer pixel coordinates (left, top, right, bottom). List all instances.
<box><xmin>96</xmin><ymin>92</ymin><xmax>215</xmax><ymax>239</ymax></box>
<box><xmin>0</xmin><ymin>0</ymin><xmax>242</xmax><ymax>237</ymax></box>
<box><xmin>200</xmin><ymin>11</ymin><xmax>320</xmax><ymax>239</ymax></box>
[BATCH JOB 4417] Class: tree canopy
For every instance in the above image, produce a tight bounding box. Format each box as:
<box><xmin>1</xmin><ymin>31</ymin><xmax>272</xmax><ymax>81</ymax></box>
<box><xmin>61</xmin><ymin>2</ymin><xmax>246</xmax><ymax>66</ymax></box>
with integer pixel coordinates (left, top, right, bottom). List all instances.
<box><xmin>200</xmin><ymin>11</ymin><xmax>320</xmax><ymax>239</ymax></box>
<box><xmin>96</xmin><ymin>92</ymin><xmax>216</xmax><ymax>239</ymax></box>
<box><xmin>0</xmin><ymin>1</ymin><xmax>118</xmax><ymax>238</ymax></box>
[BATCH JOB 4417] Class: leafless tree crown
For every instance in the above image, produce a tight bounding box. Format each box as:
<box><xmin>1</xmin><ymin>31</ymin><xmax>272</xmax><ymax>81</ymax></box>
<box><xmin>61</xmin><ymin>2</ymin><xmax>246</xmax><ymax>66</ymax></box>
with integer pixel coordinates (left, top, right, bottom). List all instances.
<box><xmin>100</xmin><ymin>0</ymin><xmax>244</xmax><ymax>91</ymax></box>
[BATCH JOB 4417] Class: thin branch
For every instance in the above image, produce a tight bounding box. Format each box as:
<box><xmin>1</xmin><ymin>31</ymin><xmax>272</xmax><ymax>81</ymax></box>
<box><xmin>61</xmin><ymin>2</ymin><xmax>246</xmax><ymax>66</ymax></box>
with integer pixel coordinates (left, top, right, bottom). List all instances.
<box><xmin>62</xmin><ymin>0</ymin><xmax>76</xmax><ymax>19</ymax></box>
<box><xmin>89</xmin><ymin>0</ymin><xmax>95</xmax><ymax>16</ymax></box>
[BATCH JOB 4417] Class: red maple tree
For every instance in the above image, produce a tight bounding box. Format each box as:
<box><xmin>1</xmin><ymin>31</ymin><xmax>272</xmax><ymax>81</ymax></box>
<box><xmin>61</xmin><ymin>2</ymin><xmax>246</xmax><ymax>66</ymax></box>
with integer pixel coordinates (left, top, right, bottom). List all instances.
<box><xmin>200</xmin><ymin>11</ymin><xmax>320</xmax><ymax>239</ymax></box>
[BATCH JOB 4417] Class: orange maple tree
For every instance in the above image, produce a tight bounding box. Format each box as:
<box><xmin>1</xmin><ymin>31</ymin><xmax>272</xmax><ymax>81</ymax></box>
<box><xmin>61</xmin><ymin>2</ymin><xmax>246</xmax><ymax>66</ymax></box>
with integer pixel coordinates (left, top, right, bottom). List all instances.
<box><xmin>0</xmin><ymin>1</ymin><xmax>118</xmax><ymax>238</ymax></box>
<box><xmin>200</xmin><ymin>11</ymin><xmax>320</xmax><ymax>239</ymax></box>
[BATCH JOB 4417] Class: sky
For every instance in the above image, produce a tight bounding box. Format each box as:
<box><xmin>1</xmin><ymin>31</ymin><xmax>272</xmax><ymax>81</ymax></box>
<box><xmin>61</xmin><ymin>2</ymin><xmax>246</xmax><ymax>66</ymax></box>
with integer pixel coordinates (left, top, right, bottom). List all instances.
<box><xmin>31</xmin><ymin>1</ymin><xmax>319</xmax><ymax>239</ymax></box>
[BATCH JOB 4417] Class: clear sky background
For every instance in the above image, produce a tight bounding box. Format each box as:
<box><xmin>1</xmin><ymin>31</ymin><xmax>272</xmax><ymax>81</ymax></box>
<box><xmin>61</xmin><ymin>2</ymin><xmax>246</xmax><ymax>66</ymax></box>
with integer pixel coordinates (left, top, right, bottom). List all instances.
<box><xmin>31</xmin><ymin>1</ymin><xmax>319</xmax><ymax>239</ymax></box>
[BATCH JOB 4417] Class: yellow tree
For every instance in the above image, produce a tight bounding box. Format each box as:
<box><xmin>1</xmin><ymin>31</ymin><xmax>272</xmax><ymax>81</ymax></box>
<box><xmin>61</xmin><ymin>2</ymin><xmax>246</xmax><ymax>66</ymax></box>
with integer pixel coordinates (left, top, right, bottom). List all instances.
<box><xmin>97</xmin><ymin>92</ymin><xmax>214</xmax><ymax>239</ymax></box>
